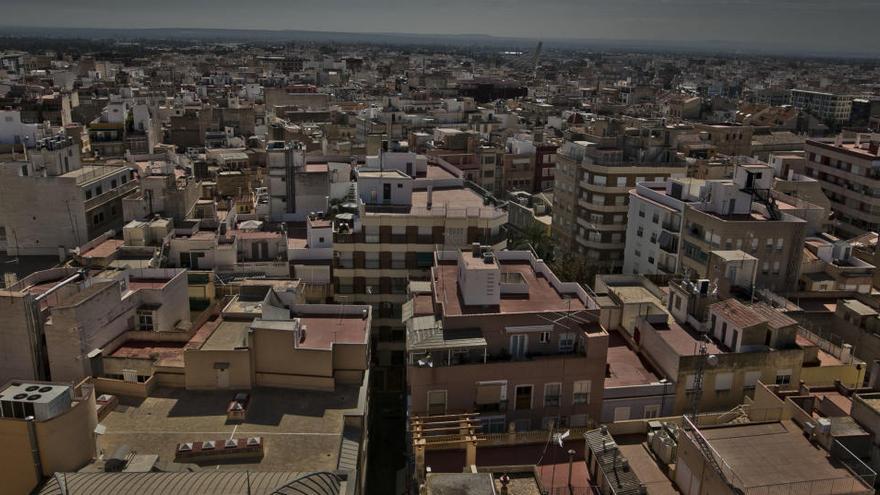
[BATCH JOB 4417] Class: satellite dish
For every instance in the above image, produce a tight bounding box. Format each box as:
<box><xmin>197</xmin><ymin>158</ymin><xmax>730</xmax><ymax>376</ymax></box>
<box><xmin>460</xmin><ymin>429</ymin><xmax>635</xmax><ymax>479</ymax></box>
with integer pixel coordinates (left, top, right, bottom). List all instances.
<box><xmin>706</xmin><ymin>354</ymin><xmax>719</xmax><ymax>367</ymax></box>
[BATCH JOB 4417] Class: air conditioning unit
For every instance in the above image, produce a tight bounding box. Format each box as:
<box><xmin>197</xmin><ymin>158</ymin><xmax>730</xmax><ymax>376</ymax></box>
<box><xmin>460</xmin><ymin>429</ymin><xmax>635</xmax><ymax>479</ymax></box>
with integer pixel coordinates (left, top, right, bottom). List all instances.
<box><xmin>0</xmin><ymin>383</ymin><xmax>72</xmax><ymax>421</ymax></box>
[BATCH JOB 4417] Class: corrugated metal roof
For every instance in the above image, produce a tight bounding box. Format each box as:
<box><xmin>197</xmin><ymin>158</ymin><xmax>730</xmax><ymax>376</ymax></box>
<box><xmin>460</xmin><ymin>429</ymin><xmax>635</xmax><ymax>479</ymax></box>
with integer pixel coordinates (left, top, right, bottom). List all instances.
<box><xmin>39</xmin><ymin>471</ymin><xmax>344</xmax><ymax>495</ymax></box>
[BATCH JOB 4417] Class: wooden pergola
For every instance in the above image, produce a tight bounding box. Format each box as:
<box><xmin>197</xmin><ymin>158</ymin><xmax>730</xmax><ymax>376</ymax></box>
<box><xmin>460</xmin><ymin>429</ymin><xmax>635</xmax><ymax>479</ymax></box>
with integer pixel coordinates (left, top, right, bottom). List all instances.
<box><xmin>410</xmin><ymin>412</ymin><xmax>486</xmax><ymax>483</ymax></box>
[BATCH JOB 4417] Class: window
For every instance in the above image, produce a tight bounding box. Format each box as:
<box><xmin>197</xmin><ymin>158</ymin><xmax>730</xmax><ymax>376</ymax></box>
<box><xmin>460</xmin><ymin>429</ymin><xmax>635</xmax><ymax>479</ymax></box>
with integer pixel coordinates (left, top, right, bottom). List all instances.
<box><xmin>558</xmin><ymin>333</ymin><xmax>575</xmax><ymax>352</ymax></box>
<box><xmin>0</xmin><ymin>226</ymin><xmax>5</xmax><ymax>242</ymax></box>
<box><xmin>744</xmin><ymin>371</ymin><xmax>762</xmax><ymax>390</ymax></box>
<box><xmin>427</xmin><ymin>390</ymin><xmax>447</xmax><ymax>415</ymax></box>
<box><xmin>643</xmin><ymin>405</ymin><xmax>661</xmax><ymax>419</ymax></box>
<box><xmin>20</xmin><ymin>165</ymin><xmax>28</xmax><ymax>176</ymax></box>
<box><xmin>572</xmin><ymin>380</ymin><xmax>591</xmax><ymax>404</ymax></box>
<box><xmin>714</xmin><ymin>372</ymin><xmax>733</xmax><ymax>392</ymax></box>
<box><xmin>95</xmin><ymin>185</ymin><xmax>103</xmax><ymax>195</ymax></box>
<box><xmin>685</xmin><ymin>374</ymin><xmax>697</xmax><ymax>391</ymax></box>
<box><xmin>137</xmin><ymin>310</ymin><xmax>154</xmax><ymax>331</ymax></box>
<box><xmin>514</xmin><ymin>385</ymin><xmax>533</xmax><ymax>410</ymax></box>
<box><xmin>652</xmin><ymin>213</ymin><xmax>659</xmax><ymax>224</ymax></box>
<box><xmin>775</xmin><ymin>369</ymin><xmax>792</xmax><ymax>386</ymax></box>
<box><xmin>539</xmin><ymin>331</ymin><xmax>550</xmax><ymax>344</ymax></box>
<box><xmin>637</xmin><ymin>227</ymin><xmax>644</xmax><ymax>237</ymax></box>
<box><xmin>544</xmin><ymin>383</ymin><xmax>561</xmax><ymax>407</ymax></box>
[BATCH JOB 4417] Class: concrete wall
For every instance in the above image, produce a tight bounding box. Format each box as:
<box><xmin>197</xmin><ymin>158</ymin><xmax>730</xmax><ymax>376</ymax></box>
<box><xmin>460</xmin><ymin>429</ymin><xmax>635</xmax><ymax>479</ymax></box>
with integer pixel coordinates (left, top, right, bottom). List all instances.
<box><xmin>0</xmin><ymin>386</ymin><xmax>97</xmax><ymax>495</ymax></box>
<box><xmin>94</xmin><ymin>376</ymin><xmax>156</xmax><ymax>398</ymax></box>
<box><xmin>46</xmin><ymin>282</ymin><xmax>134</xmax><ymax>383</ymax></box>
<box><xmin>184</xmin><ymin>349</ymin><xmax>252</xmax><ymax>390</ymax></box>
<box><xmin>0</xmin><ymin>174</ymin><xmax>88</xmax><ymax>255</ymax></box>
<box><xmin>252</xmin><ymin>328</ymin><xmax>334</xmax><ymax>378</ymax></box>
<box><xmin>0</xmin><ymin>292</ymin><xmax>41</xmax><ymax>383</ymax></box>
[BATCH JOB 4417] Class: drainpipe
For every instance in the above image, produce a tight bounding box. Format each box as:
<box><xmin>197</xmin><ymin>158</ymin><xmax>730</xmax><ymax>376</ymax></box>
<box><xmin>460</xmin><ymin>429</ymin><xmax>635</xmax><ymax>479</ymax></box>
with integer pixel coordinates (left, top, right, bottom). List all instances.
<box><xmin>25</xmin><ymin>416</ymin><xmax>43</xmax><ymax>485</ymax></box>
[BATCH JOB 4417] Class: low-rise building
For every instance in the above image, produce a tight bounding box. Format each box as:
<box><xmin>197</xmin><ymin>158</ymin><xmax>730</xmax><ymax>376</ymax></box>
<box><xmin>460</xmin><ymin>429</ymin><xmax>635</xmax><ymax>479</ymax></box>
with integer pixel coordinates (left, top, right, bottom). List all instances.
<box><xmin>404</xmin><ymin>247</ymin><xmax>607</xmax><ymax>432</ymax></box>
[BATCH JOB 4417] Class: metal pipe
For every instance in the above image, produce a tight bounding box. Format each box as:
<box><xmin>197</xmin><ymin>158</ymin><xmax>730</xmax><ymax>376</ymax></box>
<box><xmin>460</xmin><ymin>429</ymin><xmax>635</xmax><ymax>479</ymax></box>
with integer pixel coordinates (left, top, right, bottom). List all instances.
<box><xmin>26</xmin><ymin>416</ymin><xmax>43</xmax><ymax>484</ymax></box>
<box><xmin>34</xmin><ymin>271</ymin><xmax>84</xmax><ymax>302</ymax></box>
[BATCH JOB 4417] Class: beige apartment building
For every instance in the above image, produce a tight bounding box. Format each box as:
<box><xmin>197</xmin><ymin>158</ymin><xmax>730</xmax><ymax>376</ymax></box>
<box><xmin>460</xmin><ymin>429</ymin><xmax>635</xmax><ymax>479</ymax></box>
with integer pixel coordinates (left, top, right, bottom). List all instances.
<box><xmin>803</xmin><ymin>135</ymin><xmax>880</xmax><ymax>238</ymax></box>
<box><xmin>332</xmin><ymin>157</ymin><xmax>507</xmax><ymax>388</ymax></box>
<box><xmin>597</xmin><ymin>273</ymin><xmax>862</xmax><ymax>416</ymax></box>
<box><xmin>679</xmin><ymin>163</ymin><xmax>807</xmax><ymax>292</ymax></box>
<box><xmin>552</xmin><ymin>136</ymin><xmax>686</xmax><ymax>278</ymax></box>
<box><xmin>0</xmin><ymin>380</ymin><xmax>98</xmax><ymax>495</ymax></box>
<box><xmin>0</xmin><ymin>266</ymin><xmax>189</xmax><ymax>384</ymax></box>
<box><xmin>404</xmin><ymin>248</ymin><xmax>607</xmax><ymax>432</ymax></box>
<box><xmin>0</xmin><ymin>136</ymin><xmax>137</xmax><ymax>256</ymax></box>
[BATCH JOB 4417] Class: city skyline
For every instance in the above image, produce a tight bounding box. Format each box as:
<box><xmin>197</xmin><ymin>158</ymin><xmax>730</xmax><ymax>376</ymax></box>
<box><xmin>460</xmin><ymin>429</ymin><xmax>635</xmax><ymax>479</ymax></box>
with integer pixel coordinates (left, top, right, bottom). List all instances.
<box><xmin>2</xmin><ymin>0</ymin><xmax>879</xmax><ymax>56</ymax></box>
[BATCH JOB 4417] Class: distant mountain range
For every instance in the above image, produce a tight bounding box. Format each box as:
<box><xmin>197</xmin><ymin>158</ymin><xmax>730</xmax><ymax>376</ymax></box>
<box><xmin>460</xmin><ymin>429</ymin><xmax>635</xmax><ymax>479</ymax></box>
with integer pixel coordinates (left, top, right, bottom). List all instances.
<box><xmin>0</xmin><ymin>25</ymin><xmax>876</xmax><ymax>59</ymax></box>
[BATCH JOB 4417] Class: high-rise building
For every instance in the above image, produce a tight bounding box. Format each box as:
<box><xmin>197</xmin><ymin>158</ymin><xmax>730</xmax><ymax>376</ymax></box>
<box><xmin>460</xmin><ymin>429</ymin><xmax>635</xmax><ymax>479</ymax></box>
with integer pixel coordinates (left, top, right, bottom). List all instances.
<box><xmin>552</xmin><ymin>135</ymin><xmax>687</xmax><ymax>278</ymax></box>
<box><xmin>804</xmin><ymin>135</ymin><xmax>880</xmax><ymax>238</ymax></box>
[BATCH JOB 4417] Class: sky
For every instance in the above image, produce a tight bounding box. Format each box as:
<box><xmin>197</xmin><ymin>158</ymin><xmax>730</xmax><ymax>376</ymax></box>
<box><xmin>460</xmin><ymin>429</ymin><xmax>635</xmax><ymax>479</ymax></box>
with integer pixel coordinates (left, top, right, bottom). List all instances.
<box><xmin>1</xmin><ymin>0</ymin><xmax>878</xmax><ymax>54</ymax></box>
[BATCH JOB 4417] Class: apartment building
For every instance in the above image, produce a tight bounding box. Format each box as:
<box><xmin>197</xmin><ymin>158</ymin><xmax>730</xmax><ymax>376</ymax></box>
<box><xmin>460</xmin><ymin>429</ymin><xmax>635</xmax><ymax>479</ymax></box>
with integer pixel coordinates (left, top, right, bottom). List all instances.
<box><xmin>167</xmin><ymin>219</ymin><xmax>290</xmax><ymax>278</ymax></box>
<box><xmin>404</xmin><ymin>248</ymin><xmax>607</xmax><ymax>432</ymax></box>
<box><xmin>0</xmin><ymin>266</ymin><xmax>189</xmax><ymax>384</ymax></box>
<box><xmin>692</xmin><ymin>123</ymin><xmax>754</xmax><ymax>156</ymax></box>
<box><xmin>552</xmin><ymin>136</ymin><xmax>687</xmax><ymax>278</ymax></box>
<box><xmin>265</xmin><ymin>141</ymin><xmax>352</xmax><ymax>222</ymax></box>
<box><xmin>679</xmin><ymin>163</ymin><xmax>807</xmax><ymax>292</ymax></box>
<box><xmin>122</xmin><ymin>159</ymin><xmax>201</xmax><ymax>224</ymax></box>
<box><xmin>332</xmin><ymin>158</ymin><xmax>507</xmax><ymax>387</ymax></box>
<box><xmin>596</xmin><ymin>273</ymin><xmax>862</xmax><ymax>416</ymax></box>
<box><xmin>623</xmin><ymin>179</ymin><xmax>693</xmax><ymax>276</ymax></box>
<box><xmin>790</xmin><ymin>89</ymin><xmax>853</xmax><ymax>123</ymax></box>
<box><xmin>803</xmin><ymin>135</ymin><xmax>880</xmax><ymax>238</ymax></box>
<box><xmin>800</xmin><ymin>237</ymin><xmax>875</xmax><ymax>294</ymax></box>
<box><xmin>0</xmin><ymin>136</ymin><xmax>137</xmax><ymax>256</ymax></box>
<box><xmin>0</xmin><ymin>380</ymin><xmax>98</xmax><ymax>495</ymax></box>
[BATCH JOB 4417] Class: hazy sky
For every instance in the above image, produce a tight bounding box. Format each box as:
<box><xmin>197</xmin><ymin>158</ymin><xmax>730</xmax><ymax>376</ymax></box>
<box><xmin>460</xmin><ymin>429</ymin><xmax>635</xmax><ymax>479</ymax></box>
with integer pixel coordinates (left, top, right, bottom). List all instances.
<box><xmin>2</xmin><ymin>0</ymin><xmax>878</xmax><ymax>53</ymax></box>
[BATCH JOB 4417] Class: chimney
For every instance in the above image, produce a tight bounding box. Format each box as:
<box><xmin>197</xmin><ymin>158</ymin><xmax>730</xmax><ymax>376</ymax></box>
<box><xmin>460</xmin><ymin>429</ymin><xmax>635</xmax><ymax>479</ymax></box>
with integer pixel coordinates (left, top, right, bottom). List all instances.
<box><xmin>426</xmin><ymin>184</ymin><xmax>433</xmax><ymax>210</ymax></box>
<box><xmin>471</xmin><ymin>242</ymin><xmax>481</xmax><ymax>257</ymax></box>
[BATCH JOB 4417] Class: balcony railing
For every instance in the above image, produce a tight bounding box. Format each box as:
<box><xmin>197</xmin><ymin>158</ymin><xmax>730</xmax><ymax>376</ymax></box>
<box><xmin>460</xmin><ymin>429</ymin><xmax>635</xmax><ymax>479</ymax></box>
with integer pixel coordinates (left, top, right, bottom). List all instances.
<box><xmin>84</xmin><ymin>180</ymin><xmax>139</xmax><ymax>210</ymax></box>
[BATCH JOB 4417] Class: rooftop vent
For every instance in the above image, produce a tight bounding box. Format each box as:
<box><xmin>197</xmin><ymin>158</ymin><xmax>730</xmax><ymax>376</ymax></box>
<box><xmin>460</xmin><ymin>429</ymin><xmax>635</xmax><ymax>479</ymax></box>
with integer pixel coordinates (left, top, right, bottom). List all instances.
<box><xmin>202</xmin><ymin>440</ymin><xmax>216</xmax><ymax>450</ymax></box>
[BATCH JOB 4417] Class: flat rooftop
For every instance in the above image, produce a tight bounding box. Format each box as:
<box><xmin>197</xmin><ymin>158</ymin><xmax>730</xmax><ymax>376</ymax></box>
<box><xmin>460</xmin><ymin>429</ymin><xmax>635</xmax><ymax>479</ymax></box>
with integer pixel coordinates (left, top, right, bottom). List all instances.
<box><xmin>80</xmin><ymin>239</ymin><xmax>124</xmax><ymax>259</ymax></box>
<box><xmin>110</xmin><ymin>315</ymin><xmax>218</xmax><ymax>367</ymax></box>
<box><xmin>96</xmin><ymin>386</ymin><xmax>361</xmax><ymax>472</ymax></box>
<box><xmin>63</xmin><ymin>165</ymin><xmax>125</xmax><ymax>185</ymax></box>
<box><xmin>606</xmin><ymin>331</ymin><xmax>662</xmax><ymax>387</ymax></box>
<box><xmin>412</xmin><ymin>187</ymin><xmax>487</xmax><ymax>210</ymax></box>
<box><xmin>435</xmin><ymin>260</ymin><xmax>587</xmax><ymax>316</ymax></box>
<box><xmin>649</xmin><ymin>319</ymin><xmax>723</xmax><ymax>357</ymax></box>
<box><xmin>697</xmin><ymin>421</ymin><xmax>871</xmax><ymax>493</ymax></box>
<box><xmin>610</xmin><ymin>286</ymin><xmax>658</xmax><ymax>305</ymax></box>
<box><xmin>200</xmin><ymin>320</ymin><xmax>250</xmax><ymax>351</ymax></box>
